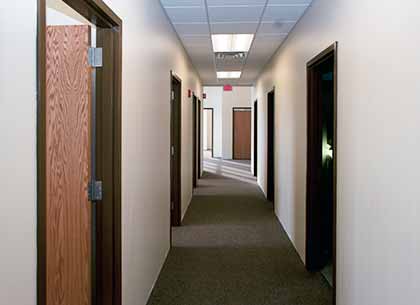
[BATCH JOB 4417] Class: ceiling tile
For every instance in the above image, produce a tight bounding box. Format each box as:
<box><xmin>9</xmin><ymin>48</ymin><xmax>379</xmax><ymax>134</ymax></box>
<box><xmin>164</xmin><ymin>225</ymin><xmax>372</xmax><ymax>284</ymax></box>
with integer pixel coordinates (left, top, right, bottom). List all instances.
<box><xmin>165</xmin><ymin>6</ymin><xmax>207</xmax><ymax>23</ymax></box>
<box><xmin>268</xmin><ymin>0</ymin><xmax>311</xmax><ymax>4</ymax></box>
<box><xmin>208</xmin><ymin>6</ymin><xmax>265</xmax><ymax>23</ymax></box>
<box><xmin>211</xmin><ymin>22</ymin><xmax>259</xmax><ymax>34</ymax></box>
<box><xmin>174</xmin><ymin>23</ymin><xmax>209</xmax><ymax>35</ymax></box>
<box><xmin>207</xmin><ymin>0</ymin><xmax>266</xmax><ymax>5</ymax></box>
<box><xmin>258</xmin><ymin>21</ymin><xmax>295</xmax><ymax>34</ymax></box>
<box><xmin>161</xmin><ymin>0</ymin><xmax>204</xmax><ymax>6</ymax></box>
<box><xmin>263</xmin><ymin>5</ymin><xmax>308</xmax><ymax>22</ymax></box>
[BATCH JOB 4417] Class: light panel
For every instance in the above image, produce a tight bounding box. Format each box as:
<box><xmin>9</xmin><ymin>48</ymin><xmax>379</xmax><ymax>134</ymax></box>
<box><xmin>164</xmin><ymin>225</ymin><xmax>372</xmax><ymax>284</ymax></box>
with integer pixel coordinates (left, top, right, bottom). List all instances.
<box><xmin>217</xmin><ymin>71</ymin><xmax>242</xmax><ymax>79</ymax></box>
<box><xmin>211</xmin><ymin>34</ymin><xmax>254</xmax><ymax>52</ymax></box>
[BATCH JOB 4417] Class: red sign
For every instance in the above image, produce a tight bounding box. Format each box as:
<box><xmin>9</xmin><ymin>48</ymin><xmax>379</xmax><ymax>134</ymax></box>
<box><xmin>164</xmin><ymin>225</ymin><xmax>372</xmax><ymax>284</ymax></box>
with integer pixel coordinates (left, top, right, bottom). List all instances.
<box><xmin>203</xmin><ymin>93</ymin><xmax>207</xmax><ymax>99</ymax></box>
<box><xmin>223</xmin><ymin>85</ymin><xmax>233</xmax><ymax>91</ymax></box>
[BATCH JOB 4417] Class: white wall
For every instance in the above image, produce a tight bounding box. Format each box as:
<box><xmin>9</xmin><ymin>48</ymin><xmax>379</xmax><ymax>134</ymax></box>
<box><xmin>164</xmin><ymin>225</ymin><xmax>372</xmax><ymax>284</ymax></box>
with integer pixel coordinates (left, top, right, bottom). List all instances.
<box><xmin>0</xmin><ymin>1</ymin><xmax>202</xmax><ymax>305</ymax></box>
<box><xmin>203</xmin><ymin>87</ymin><xmax>223</xmax><ymax>157</ymax></box>
<box><xmin>254</xmin><ymin>0</ymin><xmax>420</xmax><ymax>304</ymax></box>
<box><xmin>222</xmin><ymin>87</ymin><xmax>252</xmax><ymax>159</ymax></box>
<box><xmin>203</xmin><ymin>86</ymin><xmax>252</xmax><ymax>160</ymax></box>
<box><xmin>0</xmin><ymin>1</ymin><xmax>37</xmax><ymax>304</ymax></box>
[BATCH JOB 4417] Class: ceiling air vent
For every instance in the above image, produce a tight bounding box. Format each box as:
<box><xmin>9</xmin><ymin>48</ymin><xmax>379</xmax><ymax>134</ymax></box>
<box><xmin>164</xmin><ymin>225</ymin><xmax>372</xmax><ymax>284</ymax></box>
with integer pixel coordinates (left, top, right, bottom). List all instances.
<box><xmin>215</xmin><ymin>52</ymin><xmax>247</xmax><ymax>71</ymax></box>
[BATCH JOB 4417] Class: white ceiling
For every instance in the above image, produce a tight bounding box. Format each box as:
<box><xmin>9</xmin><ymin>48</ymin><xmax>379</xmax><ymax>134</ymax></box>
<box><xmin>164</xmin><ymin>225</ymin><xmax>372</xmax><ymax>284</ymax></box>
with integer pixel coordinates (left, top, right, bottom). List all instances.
<box><xmin>160</xmin><ymin>0</ymin><xmax>312</xmax><ymax>85</ymax></box>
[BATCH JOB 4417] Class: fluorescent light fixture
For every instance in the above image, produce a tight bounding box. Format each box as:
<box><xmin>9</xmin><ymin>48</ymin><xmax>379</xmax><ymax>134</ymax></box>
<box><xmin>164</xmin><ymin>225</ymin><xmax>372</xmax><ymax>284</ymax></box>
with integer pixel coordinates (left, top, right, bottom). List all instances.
<box><xmin>217</xmin><ymin>71</ymin><xmax>242</xmax><ymax>79</ymax></box>
<box><xmin>211</xmin><ymin>34</ymin><xmax>254</xmax><ymax>52</ymax></box>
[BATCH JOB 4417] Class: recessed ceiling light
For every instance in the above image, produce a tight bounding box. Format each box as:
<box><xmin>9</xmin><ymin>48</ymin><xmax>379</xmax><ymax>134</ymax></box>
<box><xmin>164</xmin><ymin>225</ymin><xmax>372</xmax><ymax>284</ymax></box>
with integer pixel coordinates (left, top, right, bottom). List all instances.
<box><xmin>217</xmin><ymin>71</ymin><xmax>242</xmax><ymax>79</ymax></box>
<box><xmin>211</xmin><ymin>34</ymin><xmax>254</xmax><ymax>53</ymax></box>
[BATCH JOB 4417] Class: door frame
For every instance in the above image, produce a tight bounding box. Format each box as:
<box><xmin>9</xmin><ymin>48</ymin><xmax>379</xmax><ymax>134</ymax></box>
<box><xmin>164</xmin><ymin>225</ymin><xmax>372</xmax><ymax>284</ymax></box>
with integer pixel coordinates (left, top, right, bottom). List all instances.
<box><xmin>203</xmin><ymin>108</ymin><xmax>214</xmax><ymax>158</ymax></box>
<box><xmin>37</xmin><ymin>1</ymin><xmax>122</xmax><ymax>305</ymax></box>
<box><xmin>305</xmin><ymin>42</ymin><xmax>337</xmax><ymax>304</ymax></box>
<box><xmin>198</xmin><ymin>99</ymin><xmax>202</xmax><ymax>179</ymax></box>
<box><xmin>232</xmin><ymin>107</ymin><xmax>252</xmax><ymax>160</ymax></box>
<box><xmin>253</xmin><ymin>100</ymin><xmax>258</xmax><ymax>177</ymax></box>
<box><xmin>192</xmin><ymin>95</ymin><xmax>198</xmax><ymax>188</ymax></box>
<box><xmin>266</xmin><ymin>89</ymin><xmax>275</xmax><ymax>202</ymax></box>
<box><xmin>170</xmin><ymin>71</ymin><xmax>182</xmax><ymax>228</ymax></box>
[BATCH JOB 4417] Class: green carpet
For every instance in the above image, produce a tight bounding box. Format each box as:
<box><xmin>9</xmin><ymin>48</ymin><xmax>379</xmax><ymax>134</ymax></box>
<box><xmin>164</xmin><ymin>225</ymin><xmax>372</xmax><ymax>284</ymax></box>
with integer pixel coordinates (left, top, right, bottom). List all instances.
<box><xmin>147</xmin><ymin>168</ymin><xmax>332</xmax><ymax>305</ymax></box>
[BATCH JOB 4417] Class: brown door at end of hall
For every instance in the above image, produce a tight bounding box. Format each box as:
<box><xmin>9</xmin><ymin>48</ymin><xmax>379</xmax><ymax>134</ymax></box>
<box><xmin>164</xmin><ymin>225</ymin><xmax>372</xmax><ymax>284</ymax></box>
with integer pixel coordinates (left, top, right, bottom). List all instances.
<box><xmin>233</xmin><ymin>109</ymin><xmax>252</xmax><ymax>160</ymax></box>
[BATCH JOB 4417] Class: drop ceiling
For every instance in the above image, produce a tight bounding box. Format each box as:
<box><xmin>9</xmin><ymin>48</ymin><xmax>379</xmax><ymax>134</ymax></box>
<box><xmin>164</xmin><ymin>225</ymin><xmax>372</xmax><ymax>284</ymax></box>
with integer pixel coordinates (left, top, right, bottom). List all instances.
<box><xmin>160</xmin><ymin>0</ymin><xmax>312</xmax><ymax>85</ymax></box>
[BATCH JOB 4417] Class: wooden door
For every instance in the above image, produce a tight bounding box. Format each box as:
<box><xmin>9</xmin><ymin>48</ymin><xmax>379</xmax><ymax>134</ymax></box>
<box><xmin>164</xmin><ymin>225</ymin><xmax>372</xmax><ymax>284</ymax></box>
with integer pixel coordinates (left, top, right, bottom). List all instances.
<box><xmin>233</xmin><ymin>109</ymin><xmax>251</xmax><ymax>160</ymax></box>
<box><xmin>46</xmin><ymin>25</ymin><xmax>92</xmax><ymax>305</ymax></box>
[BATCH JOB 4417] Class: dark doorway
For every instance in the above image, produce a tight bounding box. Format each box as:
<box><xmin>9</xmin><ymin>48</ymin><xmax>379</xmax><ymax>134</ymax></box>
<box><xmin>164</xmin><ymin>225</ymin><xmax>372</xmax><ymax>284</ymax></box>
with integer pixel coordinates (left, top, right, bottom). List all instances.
<box><xmin>233</xmin><ymin>107</ymin><xmax>252</xmax><ymax>160</ymax></box>
<box><xmin>267</xmin><ymin>90</ymin><xmax>275</xmax><ymax>203</ymax></box>
<box><xmin>170</xmin><ymin>73</ymin><xmax>182</xmax><ymax>227</ymax></box>
<box><xmin>198</xmin><ymin>99</ymin><xmax>202</xmax><ymax>179</ymax></box>
<box><xmin>253</xmin><ymin>100</ymin><xmax>258</xmax><ymax>177</ymax></box>
<box><xmin>192</xmin><ymin>95</ymin><xmax>198</xmax><ymax>188</ymax></box>
<box><xmin>306</xmin><ymin>43</ymin><xmax>337</xmax><ymax>302</ymax></box>
<box><xmin>203</xmin><ymin>108</ymin><xmax>214</xmax><ymax>158</ymax></box>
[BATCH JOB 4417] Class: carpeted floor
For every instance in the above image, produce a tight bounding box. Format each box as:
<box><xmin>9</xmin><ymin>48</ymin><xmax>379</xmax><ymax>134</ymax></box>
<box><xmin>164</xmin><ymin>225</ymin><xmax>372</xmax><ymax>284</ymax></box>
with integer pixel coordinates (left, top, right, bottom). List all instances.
<box><xmin>146</xmin><ymin>165</ymin><xmax>332</xmax><ymax>305</ymax></box>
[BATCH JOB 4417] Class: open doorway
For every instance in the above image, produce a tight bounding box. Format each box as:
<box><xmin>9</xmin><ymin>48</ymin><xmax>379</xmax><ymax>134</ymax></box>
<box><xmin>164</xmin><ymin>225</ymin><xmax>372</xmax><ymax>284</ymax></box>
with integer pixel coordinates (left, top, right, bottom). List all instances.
<box><xmin>170</xmin><ymin>73</ymin><xmax>182</xmax><ymax>227</ymax></box>
<box><xmin>37</xmin><ymin>1</ymin><xmax>122</xmax><ymax>305</ymax></box>
<box><xmin>267</xmin><ymin>89</ymin><xmax>275</xmax><ymax>203</ymax></box>
<box><xmin>306</xmin><ymin>43</ymin><xmax>337</xmax><ymax>301</ymax></box>
<box><xmin>203</xmin><ymin>108</ymin><xmax>214</xmax><ymax>159</ymax></box>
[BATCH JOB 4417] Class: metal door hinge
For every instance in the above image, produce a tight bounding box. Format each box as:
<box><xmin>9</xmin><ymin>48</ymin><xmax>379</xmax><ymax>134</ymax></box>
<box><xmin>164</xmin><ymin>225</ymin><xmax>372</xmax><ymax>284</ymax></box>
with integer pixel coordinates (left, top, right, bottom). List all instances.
<box><xmin>171</xmin><ymin>145</ymin><xmax>175</xmax><ymax>156</ymax></box>
<box><xmin>171</xmin><ymin>201</ymin><xmax>174</xmax><ymax>210</ymax></box>
<box><xmin>171</xmin><ymin>91</ymin><xmax>175</xmax><ymax>101</ymax></box>
<box><xmin>88</xmin><ymin>47</ymin><xmax>103</xmax><ymax>68</ymax></box>
<box><xmin>88</xmin><ymin>180</ymin><xmax>103</xmax><ymax>201</ymax></box>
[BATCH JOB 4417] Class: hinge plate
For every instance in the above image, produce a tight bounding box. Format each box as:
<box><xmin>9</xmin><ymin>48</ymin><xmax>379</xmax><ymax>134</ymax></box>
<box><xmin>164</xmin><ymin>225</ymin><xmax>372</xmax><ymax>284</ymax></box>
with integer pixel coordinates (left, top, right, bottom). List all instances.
<box><xmin>171</xmin><ymin>91</ymin><xmax>175</xmax><ymax>101</ymax></box>
<box><xmin>171</xmin><ymin>201</ymin><xmax>174</xmax><ymax>210</ymax></box>
<box><xmin>88</xmin><ymin>180</ymin><xmax>103</xmax><ymax>201</ymax></box>
<box><xmin>88</xmin><ymin>47</ymin><xmax>103</xmax><ymax>68</ymax></box>
<box><xmin>171</xmin><ymin>145</ymin><xmax>175</xmax><ymax>156</ymax></box>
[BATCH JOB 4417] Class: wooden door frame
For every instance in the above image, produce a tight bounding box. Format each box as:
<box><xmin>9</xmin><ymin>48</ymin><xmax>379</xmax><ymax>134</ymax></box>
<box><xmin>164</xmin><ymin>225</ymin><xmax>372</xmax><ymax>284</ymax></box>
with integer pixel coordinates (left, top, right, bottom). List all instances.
<box><xmin>305</xmin><ymin>42</ymin><xmax>337</xmax><ymax>305</ymax></box>
<box><xmin>203</xmin><ymin>108</ymin><xmax>214</xmax><ymax>158</ymax></box>
<box><xmin>170</xmin><ymin>71</ymin><xmax>182</xmax><ymax>228</ymax></box>
<box><xmin>192</xmin><ymin>95</ymin><xmax>198</xmax><ymax>188</ymax></box>
<box><xmin>198</xmin><ymin>99</ymin><xmax>202</xmax><ymax>179</ymax></box>
<box><xmin>232</xmin><ymin>107</ymin><xmax>252</xmax><ymax>160</ymax></box>
<box><xmin>266</xmin><ymin>89</ymin><xmax>275</xmax><ymax>202</ymax></box>
<box><xmin>37</xmin><ymin>1</ymin><xmax>122</xmax><ymax>305</ymax></box>
<box><xmin>253</xmin><ymin>100</ymin><xmax>258</xmax><ymax>177</ymax></box>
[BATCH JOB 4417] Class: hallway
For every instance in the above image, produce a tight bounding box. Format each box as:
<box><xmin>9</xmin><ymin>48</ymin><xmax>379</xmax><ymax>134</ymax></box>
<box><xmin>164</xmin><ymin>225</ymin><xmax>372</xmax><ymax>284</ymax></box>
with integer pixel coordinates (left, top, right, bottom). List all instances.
<box><xmin>147</xmin><ymin>171</ymin><xmax>332</xmax><ymax>305</ymax></box>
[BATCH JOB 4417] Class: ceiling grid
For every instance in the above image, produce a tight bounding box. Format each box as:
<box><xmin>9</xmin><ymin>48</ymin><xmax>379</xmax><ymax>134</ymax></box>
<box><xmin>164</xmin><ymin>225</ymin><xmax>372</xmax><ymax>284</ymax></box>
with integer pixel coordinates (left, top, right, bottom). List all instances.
<box><xmin>160</xmin><ymin>0</ymin><xmax>313</xmax><ymax>85</ymax></box>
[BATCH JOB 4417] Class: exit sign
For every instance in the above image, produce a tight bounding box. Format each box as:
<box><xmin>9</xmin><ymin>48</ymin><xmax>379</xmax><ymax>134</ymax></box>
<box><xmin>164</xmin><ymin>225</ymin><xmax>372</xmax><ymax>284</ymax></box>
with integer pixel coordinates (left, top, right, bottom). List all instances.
<box><xmin>223</xmin><ymin>85</ymin><xmax>233</xmax><ymax>91</ymax></box>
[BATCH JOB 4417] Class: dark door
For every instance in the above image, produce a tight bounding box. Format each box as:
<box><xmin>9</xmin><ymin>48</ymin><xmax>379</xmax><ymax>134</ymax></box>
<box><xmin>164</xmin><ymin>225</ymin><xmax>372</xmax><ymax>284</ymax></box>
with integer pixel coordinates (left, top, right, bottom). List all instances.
<box><xmin>267</xmin><ymin>90</ymin><xmax>275</xmax><ymax>202</ymax></box>
<box><xmin>305</xmin><ymin>44</ymin><xmax>337</xmax><ymax>298</ymax></box>
<box><xmin>170</xmin><ymin>75</ymin><xmax>182</xmax><ymax>226</ymax></box>
<box><xmin>233</xmin><ymin>108</ymin><xmax>252</xmax><ymax>160</ymax></box>
<box><xmin>254</xmin><ymin>101</ymin><xmax>258</xmax><ymax>177</ymax></box>
<box><xmin>192</xmin><ymin>95</ymin><xmax>197</xmax><ymax>188</ymax></box>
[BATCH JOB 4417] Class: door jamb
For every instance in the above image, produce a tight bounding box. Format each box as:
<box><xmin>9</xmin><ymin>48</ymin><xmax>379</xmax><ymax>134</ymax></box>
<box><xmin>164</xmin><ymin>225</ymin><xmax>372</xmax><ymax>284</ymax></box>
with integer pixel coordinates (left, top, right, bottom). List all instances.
<box><xmin>203</xmin><ymin>108</ymin><xmax>214</xmax><ymax>158</ymax></box>
<box><xmin>253</xmin><ymin>100</ymin><xmax>258</xmax><ymax>177</ymax></box>
<box><xmin>170</xmin><ymin>71</ymin><xmax>182</xmax><ymax>231</ymax></box>
<box><xmin>266</xmin><ymin>88</ymin><xmax>275</xmax><ymax>202</ymax></box>
<box><xmin>305</xmin><ymin>42</ymin><xmax>338</xmax><ymax>305</ymax></box>
<box><xmin>232</xmin><ymin>107</ymin><xmax>252</xmax><ymax>160</ymax></box>
<box><xmin>37</xmin><ymin>1</ymin><xmax>122</xmax><ymax>305</ymax></box>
